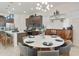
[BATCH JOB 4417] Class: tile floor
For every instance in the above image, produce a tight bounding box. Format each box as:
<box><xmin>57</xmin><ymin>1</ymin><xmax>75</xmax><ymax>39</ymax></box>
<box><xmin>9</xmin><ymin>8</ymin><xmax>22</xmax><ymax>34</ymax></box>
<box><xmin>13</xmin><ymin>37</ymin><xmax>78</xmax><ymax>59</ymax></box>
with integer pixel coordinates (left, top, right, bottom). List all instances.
<box><xmin>0</xmin><ymin>44</ymin><xmax>20</xmax><ymax>56</ymax></box>
<box><xmin>70</xmin><ymin>45</ymin><xmax>79</xmax><ymax>56</ymax></box>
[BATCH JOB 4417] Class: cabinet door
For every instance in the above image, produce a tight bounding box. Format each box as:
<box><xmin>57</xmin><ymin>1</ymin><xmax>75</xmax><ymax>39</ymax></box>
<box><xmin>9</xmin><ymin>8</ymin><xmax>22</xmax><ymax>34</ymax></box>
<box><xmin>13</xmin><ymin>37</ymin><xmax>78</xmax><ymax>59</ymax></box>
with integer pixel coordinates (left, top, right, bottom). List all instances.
<box><xmin>26</xmin><ymin>16</ymin><xmax>42</xmax><ymax>29</ymax></box>
<box><xmin>17</xmin><ymin>33</ymin><xmax>27</xmax><ymax>44</ymax></box>
<box><xmin>0</xmin><ymin>15</ymin><xmax>6</xmax><ymax>26</ymax></box>
<box><xmin>33</xmin><ymin>16</ymin><xmax>42</xmax><ymax>27</ymax></box>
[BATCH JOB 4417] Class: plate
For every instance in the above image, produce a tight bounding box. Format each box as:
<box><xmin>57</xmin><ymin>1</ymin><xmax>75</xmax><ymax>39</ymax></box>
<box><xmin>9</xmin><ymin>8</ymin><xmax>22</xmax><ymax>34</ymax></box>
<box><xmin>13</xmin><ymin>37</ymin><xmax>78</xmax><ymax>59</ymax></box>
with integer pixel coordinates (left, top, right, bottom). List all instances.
<box><xmin>43</xmin><ymin>42</ymin><xmax>53</xmax><ymax>46</ymax></box>
<box><xmin>28</xmin><ymin>36</ymin><xmax>35</xmax><ymax>38</ymax></box>
<box><xmin>55</xmin><ymin>39</ymin><xmax>63</xmax><ymax>42</ymax></box>
<box><xmin>25</xmin><ymin>40</ymin><xmax>34</xmax><ymax>43</ymax></box>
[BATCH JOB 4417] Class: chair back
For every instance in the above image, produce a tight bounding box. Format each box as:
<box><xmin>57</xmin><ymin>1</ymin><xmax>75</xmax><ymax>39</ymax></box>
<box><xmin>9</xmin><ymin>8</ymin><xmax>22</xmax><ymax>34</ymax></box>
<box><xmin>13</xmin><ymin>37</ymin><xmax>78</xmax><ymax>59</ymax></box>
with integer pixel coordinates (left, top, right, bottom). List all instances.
<box><xmin>18</xmin><ymin>42</ymin><xmax>28</xmax><ymax>56</ymax></box>
<box><xmin>18</xmin><ymin>42</ymin><xmax>37</xmax><ymax>56</ymax></box>
<box><xmin>59</xmin><ymin>40</ymin><xmax>72</xmax><ymax>56</ymax></box>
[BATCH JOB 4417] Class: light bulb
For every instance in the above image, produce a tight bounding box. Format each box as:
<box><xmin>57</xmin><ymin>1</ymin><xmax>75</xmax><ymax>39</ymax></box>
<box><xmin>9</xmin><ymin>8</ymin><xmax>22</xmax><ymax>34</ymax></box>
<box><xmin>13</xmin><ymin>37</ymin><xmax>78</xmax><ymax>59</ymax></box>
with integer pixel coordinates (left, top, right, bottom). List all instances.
<box><xmin>36</xmin><ymin>7</ymin><xmax>39</xmax><ymax>10</ymax></box>
<box><xmin>46</xmin><ymin>5</ymin><xmax>49</xmax><ymax>10</ymax></box>
<box><xmin>24</xmin><ymin>11</ymin><xmax>26</xmax><ymax>13</ymax></box>
<box><xmin>38</xmin><ymin>7</ymin><xmax>41</xmax><ymax>10</ymax></box>
<box><xmin>37</xmin><ymin>3</ymin><xmax>40</xmax><ymax>6</ymax></box>
<box><xmin>50</xmin><ymin>5</ymin><xmax>53</xmax><ymax>7</ymax></box>
<box><xmin>12</xmin><ymin>8</ymin><xmax>15</xmax><ymax>10</ymax></box>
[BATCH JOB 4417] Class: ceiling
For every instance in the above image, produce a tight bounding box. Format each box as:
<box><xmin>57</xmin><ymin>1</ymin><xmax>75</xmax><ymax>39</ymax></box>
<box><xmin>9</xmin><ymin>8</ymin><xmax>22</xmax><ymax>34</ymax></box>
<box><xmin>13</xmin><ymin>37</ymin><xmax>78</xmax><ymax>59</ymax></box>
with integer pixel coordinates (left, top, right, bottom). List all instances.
<box><xmin>0</xmin><ymin>2</ymin><xmax>79</xmax><ymax>16</ymax></box>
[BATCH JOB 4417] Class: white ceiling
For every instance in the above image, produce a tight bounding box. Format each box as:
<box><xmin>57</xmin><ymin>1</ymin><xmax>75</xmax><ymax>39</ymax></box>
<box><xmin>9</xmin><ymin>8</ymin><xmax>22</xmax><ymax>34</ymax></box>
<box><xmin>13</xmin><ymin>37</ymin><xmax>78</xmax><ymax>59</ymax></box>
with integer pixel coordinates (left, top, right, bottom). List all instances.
<box><xmin>0</xmin><ymin>2</ymin><xmax>79</xmax><ymax>15</ymax></box>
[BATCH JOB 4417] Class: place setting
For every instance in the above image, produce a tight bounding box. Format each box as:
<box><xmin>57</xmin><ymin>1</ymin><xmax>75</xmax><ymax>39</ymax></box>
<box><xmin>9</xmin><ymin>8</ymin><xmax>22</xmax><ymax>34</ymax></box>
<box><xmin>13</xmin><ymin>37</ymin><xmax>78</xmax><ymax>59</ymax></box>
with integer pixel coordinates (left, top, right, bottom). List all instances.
<box><xmin>55</xmin><ymin>39</ymin><xmax>63</xmax><ymax>42</ymax></box>
<box><xmin>43</xmin><ymin>41</ymin><xmax>53</xmax><ymax>46</ymax></box>
<box><xmin>25</xmin><ymin>40</ymin><xmax>34</xmax><ymax>43</ymax></box>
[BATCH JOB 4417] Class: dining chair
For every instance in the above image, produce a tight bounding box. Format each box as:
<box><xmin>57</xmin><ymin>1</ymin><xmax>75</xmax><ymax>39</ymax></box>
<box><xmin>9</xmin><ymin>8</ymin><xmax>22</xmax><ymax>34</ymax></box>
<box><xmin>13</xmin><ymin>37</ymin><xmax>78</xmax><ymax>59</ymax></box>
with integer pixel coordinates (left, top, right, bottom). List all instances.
<box><xmin>65</xmin><ymin>30</ymin><xmax>72</xmax><ymax>41</ymax></box>
<box><xmin>18</xmin><ymin>42</ymin><xmax>37</xmax><ymax>56</ymax></box>
<box><xmin>28</xmin><ymin>47</ymin><xmax>37</xmax><ymax>56</ymax></box>
<box><xmin>59</xmin><ymin>40</ymin><xmax>72</xmax><ymax>56</ymax></box>
<box><xmin>0</xmin><ymin>32</ymin><xmax>13</xmax><ymax>47</ymax></box>
<box><xmin>37</xmin><ymin>50</ymin><xmax>59</xmax><ymax>56</ymax></box>
<box><xmin>18</xmin><ymin>42</ymin><xmax>29</xmax><ymax>56</ymax></box>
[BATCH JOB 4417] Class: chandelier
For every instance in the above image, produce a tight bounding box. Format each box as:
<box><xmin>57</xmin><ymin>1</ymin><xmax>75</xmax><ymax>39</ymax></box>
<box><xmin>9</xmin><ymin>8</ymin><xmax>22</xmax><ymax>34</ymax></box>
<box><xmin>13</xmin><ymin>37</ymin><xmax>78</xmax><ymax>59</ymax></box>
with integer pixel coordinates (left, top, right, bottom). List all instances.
<box><xmin>35</xmin><ymin>2</ymin><xmax>53</xmax><ymax>12</ymax></box>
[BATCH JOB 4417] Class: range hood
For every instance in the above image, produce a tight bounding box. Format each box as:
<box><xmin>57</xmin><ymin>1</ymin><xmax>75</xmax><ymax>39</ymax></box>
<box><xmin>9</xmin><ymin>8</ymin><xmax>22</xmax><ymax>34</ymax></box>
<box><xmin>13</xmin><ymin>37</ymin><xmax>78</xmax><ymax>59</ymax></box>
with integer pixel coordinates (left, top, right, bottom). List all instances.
<box><xmin>49</xmin><ymin>10</ymin><xmax>65</xmax><ymax>21</ymax></box>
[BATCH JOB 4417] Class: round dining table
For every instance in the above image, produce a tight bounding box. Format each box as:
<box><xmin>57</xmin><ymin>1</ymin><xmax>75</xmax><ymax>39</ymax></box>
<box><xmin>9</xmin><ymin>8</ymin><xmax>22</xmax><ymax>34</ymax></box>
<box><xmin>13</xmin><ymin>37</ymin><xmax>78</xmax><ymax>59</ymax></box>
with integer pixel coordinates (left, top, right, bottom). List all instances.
<box><xmin>23</xmin><ymin>35</ymin><xmax>64</xmax><ymax>49</ymax></box>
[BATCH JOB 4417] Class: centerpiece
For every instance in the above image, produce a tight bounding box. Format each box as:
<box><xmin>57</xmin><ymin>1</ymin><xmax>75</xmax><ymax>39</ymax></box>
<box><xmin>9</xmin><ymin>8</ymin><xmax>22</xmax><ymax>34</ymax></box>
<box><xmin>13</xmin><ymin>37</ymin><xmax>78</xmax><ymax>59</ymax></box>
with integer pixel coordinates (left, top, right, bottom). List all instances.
<box><xmin>39</xmin><ymin>24</ymin><xmax>46</xmax><ymax>38</ymax></box>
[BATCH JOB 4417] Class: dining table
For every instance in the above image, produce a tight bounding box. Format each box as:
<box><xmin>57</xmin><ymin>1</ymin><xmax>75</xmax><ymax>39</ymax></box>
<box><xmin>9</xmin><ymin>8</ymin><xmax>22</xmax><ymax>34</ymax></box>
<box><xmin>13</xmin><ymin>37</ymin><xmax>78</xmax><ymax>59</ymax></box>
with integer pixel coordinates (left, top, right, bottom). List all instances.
<box><xmin>23</xmin><ymin>35</ymin><xmax>64</xmax><ymax>49</ymax></box>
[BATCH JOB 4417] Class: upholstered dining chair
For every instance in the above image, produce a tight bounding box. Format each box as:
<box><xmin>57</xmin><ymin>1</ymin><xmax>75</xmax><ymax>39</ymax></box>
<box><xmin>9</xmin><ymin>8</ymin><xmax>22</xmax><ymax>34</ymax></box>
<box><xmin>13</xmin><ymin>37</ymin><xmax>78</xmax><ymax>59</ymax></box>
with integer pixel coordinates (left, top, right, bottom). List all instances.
<box><xmin>18</xmin><ymin>42</ymin><xmax>29</xmax><ymax>56</ymax></box>
<box><xmin>65</xmin><ymin>30</ymin><xmax>72</xmax><ymax>40</ymax></box>
<box><xmin>18</xmin><ymin>42</ymin><xmax>37</xmax><ymax>56</ymax></box>
<box><xmin>37</xmin><ymin>50</ymin><xmax>59</xmax><ymax>56</ymax></box>
<box><xmin>59</xmin><ymin>40</ymin><xmax>72</xmax><ymax>56</ymax></box>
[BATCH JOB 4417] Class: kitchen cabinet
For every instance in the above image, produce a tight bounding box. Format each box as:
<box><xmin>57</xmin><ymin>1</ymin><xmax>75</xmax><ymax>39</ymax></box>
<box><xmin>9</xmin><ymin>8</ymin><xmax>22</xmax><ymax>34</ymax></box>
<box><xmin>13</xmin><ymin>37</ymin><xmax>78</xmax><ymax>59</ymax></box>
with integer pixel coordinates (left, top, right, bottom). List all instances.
<box><xmin>0</xmin><ymin>15</ymin><xmax>6</xmax><ymax>27</ymax></box>
<box><xmin>26</xmin><ymin>15</ymin><xmax>42</xmax><ymax>30</ymax></box>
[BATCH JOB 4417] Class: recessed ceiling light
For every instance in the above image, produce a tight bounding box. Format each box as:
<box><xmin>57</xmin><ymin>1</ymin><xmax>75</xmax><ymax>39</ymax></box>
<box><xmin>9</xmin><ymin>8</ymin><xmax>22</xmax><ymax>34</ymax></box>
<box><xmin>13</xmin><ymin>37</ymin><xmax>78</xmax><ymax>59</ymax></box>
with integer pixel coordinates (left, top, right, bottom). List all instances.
<box><xmin>18</xmin><ymin>2</ymin><xmax>22</xmax><ymax>6</ymax></box>
<box><xmin>12</xmin><ymin>8</ymin><xmax>15</xmax><ymax>11</ymax></box>
<box><xmin>24</xmin><ymin>11</ymin><xmax>26</xmax><ymax>13</ymax></box>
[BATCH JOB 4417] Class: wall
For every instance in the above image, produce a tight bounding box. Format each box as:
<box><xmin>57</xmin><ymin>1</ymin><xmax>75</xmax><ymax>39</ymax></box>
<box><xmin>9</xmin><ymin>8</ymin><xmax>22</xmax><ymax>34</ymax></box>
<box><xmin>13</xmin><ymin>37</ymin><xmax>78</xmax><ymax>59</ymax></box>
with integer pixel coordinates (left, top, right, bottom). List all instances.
<box><xmin>67</xmin><ymin>11</ymin><xmax>79</xmax><ymax>46</ymax></box>
<box><xmin>14</xmin><ymin>14</ymin><xmax>27</xmax><ymax>31</ymax></box>
<box><xmin>34</xmin><ymin>13</ymin><xmax>70</xmax><ymax>29</ymax></box>
<box><xmin>70</xmin><ymin>19</ymin><xmax>79</xmax><ymax>46</ymax></box>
